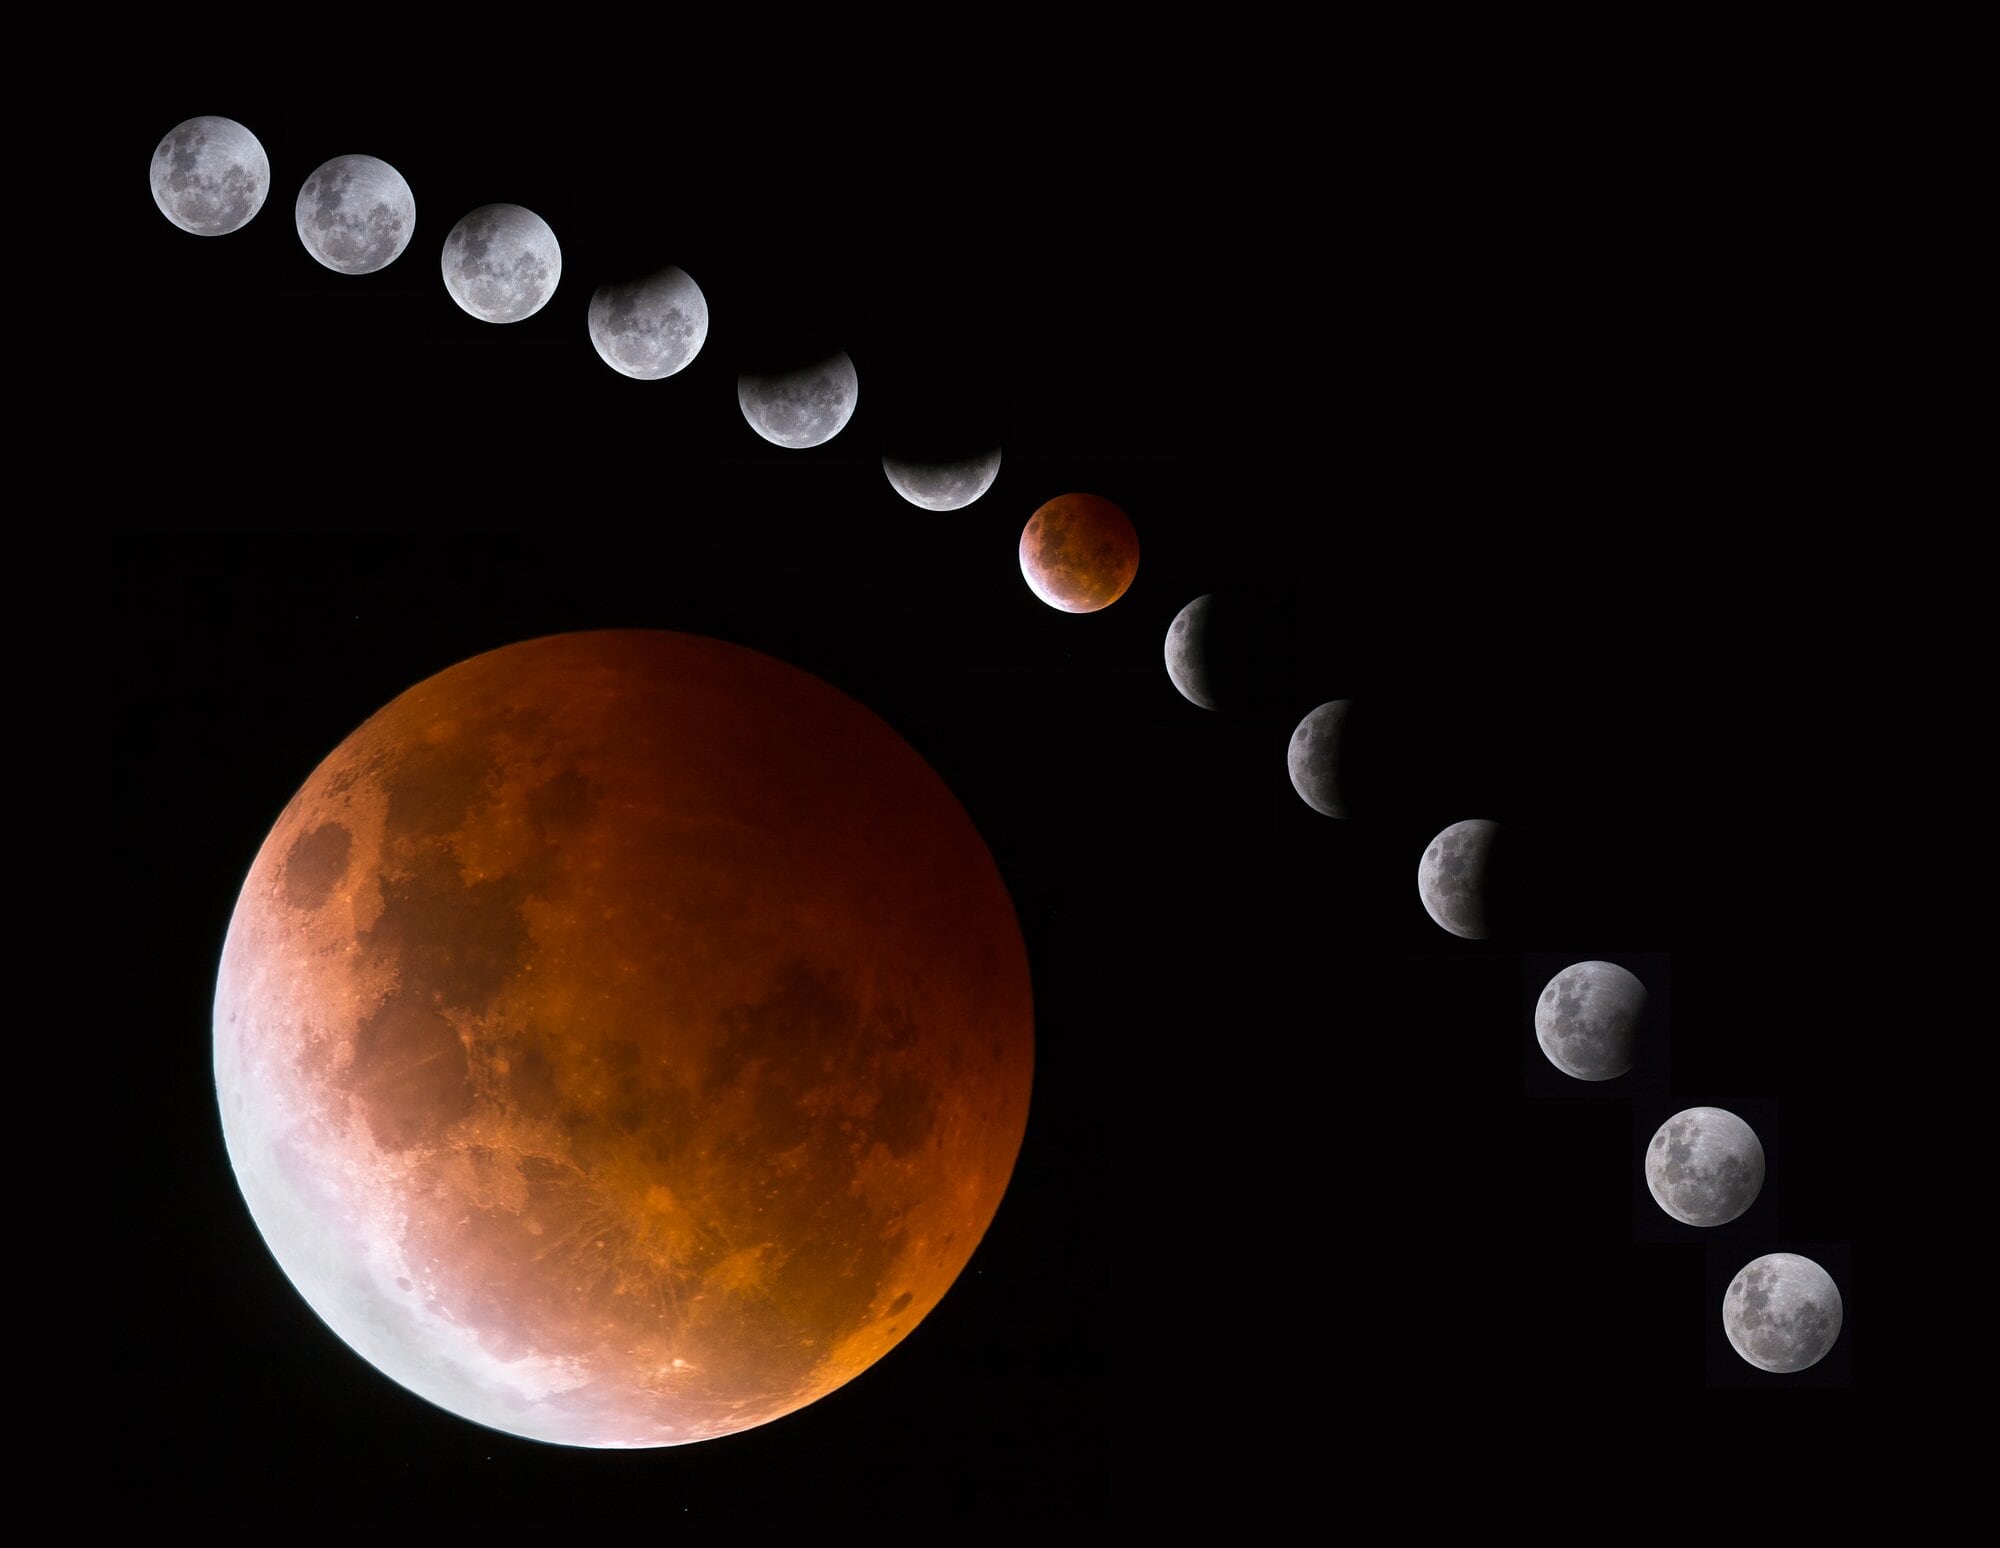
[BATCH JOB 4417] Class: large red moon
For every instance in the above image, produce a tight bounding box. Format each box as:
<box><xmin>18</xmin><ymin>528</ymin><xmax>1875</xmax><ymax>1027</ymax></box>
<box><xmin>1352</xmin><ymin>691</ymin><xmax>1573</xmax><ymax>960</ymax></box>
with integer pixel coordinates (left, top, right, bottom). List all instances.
<box><xmin>1018</xmin><ymin>492</ymin><xmax>1140</xmax><ymax>612</ymax></box>
<box><xmin>213</xmin><ymin>631</ymin><xmax>1034</xmax><ymax>1448</ymax></box>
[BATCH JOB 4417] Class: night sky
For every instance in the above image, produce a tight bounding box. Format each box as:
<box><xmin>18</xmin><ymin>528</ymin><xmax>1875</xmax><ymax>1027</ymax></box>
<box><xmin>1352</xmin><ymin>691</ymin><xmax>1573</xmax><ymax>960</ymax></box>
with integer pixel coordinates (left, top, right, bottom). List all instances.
<box><xmin>115</xmin><ymin>98</ymin><xmax>1856</xmax><ymax>1521</ymax></box>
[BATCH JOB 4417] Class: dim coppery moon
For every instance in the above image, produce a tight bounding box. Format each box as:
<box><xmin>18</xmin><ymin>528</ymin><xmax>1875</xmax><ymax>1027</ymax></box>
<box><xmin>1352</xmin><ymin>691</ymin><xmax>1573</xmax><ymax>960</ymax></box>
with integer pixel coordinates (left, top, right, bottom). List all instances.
<box><xmin>1645</xmin><ymin>1106</ymin><xmax>1764</xmax><ymax>1226</ymax></box>
<box><xmin>1018</xmin><ymin>493</ymin><xmax>1139</xmax><ymax>613</ymax></box>
<box><xmin>1534</xmin><ymin>960</ymin><xmax>1646</xmax><ymax>1081</ymax></box>
<box><xmin>1723</xmin><ymin>1253</ymin><xmax>1842</xmax><ymax>1373</ymax></box>
<box><xmin>151</xmin><ymin>115</ymin><xmax>268</xmax><ymax>235</ymax></box>
<box><xmin>213</xmin><ymin>631</ymin><xmax>1034</xmax><ymax>1448</ymax></box>
<box><xmin>1417</xmin><ymin>819</ymin><xmax>1497</xmax><ymax>939</ymax></box>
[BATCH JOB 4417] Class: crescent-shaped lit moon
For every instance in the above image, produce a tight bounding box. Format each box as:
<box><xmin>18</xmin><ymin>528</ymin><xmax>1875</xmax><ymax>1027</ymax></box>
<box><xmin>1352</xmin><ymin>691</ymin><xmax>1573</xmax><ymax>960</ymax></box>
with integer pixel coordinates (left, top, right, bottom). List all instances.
<box><xmin>881</xmin><ymin>449</ymin><xmax>1002</xmax><ymax>511</ymax></box>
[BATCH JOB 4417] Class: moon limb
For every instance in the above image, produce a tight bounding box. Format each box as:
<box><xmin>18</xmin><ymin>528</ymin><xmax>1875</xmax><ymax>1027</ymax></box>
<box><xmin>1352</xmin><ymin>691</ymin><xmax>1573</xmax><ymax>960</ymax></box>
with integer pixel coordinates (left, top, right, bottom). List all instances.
<box><xmin>1417</xmin><ymin>819</ymin><xmax>1497</xmax><ymax>938</ymax></box>
<box><xmin>442</xmin><ymin>204</ymin><xmax>562</xmax><ymax>324</ymax></box>
<box><xmin>1287</xmin><ymin>700</ymin><xmax>1351</xmax><ymax>815</ymax></box>
<box><xmin>587</xmin><ymin>266</ymin><xmax>708</xmax><ymax>379</ymax></box>
<box><xmin>294</xmin><ymin>155</ymin><xmax>415</xmax><ymax>275</ymax></box>
<box><xmin>1533</xmin><ymin>960</ymin><xmax>1646</xmax><ymax>1080</ymax></box>
<box><xmin>151</xmin><ymin>115</ymin><xmax>269</xmax><ymax>236</ymax></box>
<box><xmin>738</xmin><ymin>353</ymin><xmax>859</xmax><ymax>448</ymax></box>
<box><xmin>1164</xmin><ymin>595</ymin><xmax>1218</xmax><ymax>710</ymax></box>
<box><xmin>1018</xmin><ymin>493</ymin><xmax>1140</xmax><ymax>613</ymax></box>
<box><xmin>1724</xmin><ymin>1253</ymin><xmax>1842</xmax><ymax>1373</ymax></box>
<box><xmin>1644</xmin><ymin>1106</ymin><xmax>1765</xmax><ymax>1226</ymax></box>
<box><xmin>881</xmin><ymin>448</ymin><xmax>1001</xmax><ymax>511</ymax></box>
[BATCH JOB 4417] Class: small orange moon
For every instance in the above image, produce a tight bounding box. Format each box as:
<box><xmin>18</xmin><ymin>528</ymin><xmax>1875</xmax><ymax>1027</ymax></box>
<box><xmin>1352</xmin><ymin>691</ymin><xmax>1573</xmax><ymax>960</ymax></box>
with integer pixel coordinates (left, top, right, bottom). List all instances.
<box><xmin>1018</xmin><ymin>492</ymin><xmax>1140</xmax><ymax>612</ymax></box>
<box><xmin>213</xmin><ymin>631</ymin><xmax>1034</xmax><ymax>1448</ymax></box>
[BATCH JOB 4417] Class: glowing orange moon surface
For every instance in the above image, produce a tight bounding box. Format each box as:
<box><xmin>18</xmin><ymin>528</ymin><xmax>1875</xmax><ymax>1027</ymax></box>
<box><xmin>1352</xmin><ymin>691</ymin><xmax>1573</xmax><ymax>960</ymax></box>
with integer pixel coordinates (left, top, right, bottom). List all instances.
<box><xmin>213</xmin><ymin>631</ymin><xmax>1034</xmax><ymax>1448</ymax></box>
<box><xmin>1018</xmin><ymin>493</ymin><xmax>1140</xmax><ymax>612</ymax></box>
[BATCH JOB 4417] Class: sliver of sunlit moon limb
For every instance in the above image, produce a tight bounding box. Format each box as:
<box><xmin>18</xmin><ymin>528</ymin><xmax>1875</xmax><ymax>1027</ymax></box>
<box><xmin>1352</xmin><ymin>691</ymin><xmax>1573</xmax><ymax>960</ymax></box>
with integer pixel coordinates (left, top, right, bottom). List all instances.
<box><xmin>1018</xmin><ymin>493</ymin><xmax>1139</xmax><ymax>613</ymax></box>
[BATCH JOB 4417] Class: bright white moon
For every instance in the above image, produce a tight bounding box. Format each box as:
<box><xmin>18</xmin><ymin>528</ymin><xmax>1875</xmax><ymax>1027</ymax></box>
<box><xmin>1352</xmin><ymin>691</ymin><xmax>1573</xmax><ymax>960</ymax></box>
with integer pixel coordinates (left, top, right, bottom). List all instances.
<box><xmin>295</xmin><ymin>155</ymin><xmax>416</xmax><ymax>275</ymax></box>
<box><xmin>1724</xmin><ymin>1253</ymin><xmax>1842</xmax><ymax>1373</ymax></box>
<box><xmin>151</xmin><ymin>116</ymin><xmax>269</xmax><ymax>236</ymax></box>
<box><xmin>588</xmin><ymin>267</ymin><xmax>708</xmax><ymax>379</ymax></box>
<box><xmin>442</xmin><ymin>204</ymin><xmax>562</xmax><ymax>324</ymax></box>
<box><xmin>739</xmin><ymin>354</ymin><xmax>858</xmax><ymax>449</ymax></box>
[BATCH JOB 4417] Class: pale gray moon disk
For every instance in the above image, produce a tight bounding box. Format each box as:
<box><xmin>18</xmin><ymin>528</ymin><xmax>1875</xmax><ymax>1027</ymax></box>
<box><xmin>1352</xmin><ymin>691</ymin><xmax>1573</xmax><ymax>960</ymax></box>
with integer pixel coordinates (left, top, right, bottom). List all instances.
<box><xmin>587</xmin><ymin>266</ymin><xmax>708</xmax><ymax>379</ymax></box>
<box><xmin>1288</xmin><ymin>700</ymin><xmax>1351</xmax><ymax>815</ymax></box>
<box><xmin>1164</xmin><ymin>595</ymin><xmax>1219</xmax><ymax>710</ymax></box>
<box><xmin>1645</xmin><ymin>1106</ymin><xmax>1764</xmax><ymax>1226</ymax></box>
<box><xmin>1534</xmin><ymin>960</ymin><xmax>1646</xmax><ymax>1080</ymax></box>
<box><xmin>1724</xmin><ymin>1253</ymin><xmax>1842</xmax><ymax>1373</ymax></box>
<box><xmin>294</xmin><ymin>155</ymin><xmax>415</xmax><ymax>275</ymax></box>
<box><xmin>882</xmin><ymin>448</ymin><xmax>1002</xmax><ymax>511</ymax></box>
<box><xmin>442</xmin><ymin>204</ymin><xmax>561</xmax><ymax>323</ymax></box>
<box><xmin>739</xmin><ymin>353</ymin><xmax>858</xmax><ymax>448</ymax></box>
<box><xmin>151</xmin><ymin>116</ymin><xmax>269</xmax><ymax>236</ymax></box>
<box><xmin>1417</xmin><ymin>819</ymin><xmax>1497</xmax><ymax>938</ymax></box>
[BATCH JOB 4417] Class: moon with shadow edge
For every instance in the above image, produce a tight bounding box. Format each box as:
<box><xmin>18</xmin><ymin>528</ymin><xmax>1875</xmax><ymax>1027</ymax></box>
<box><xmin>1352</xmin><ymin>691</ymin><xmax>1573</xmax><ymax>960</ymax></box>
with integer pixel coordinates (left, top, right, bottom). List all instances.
<box><xmin>1723</xmin><ymin>1253</ymin><xmax>1842</xmax><ymax>1373</ymax></box>
<box><xmin>1534</xmin><ymin>960</ymin><xmax>1646</xmax><ymax>1081</ymax></box>
<box><xmin>1645</xmin><ymin>1106</ymin><xmax>1764</xmax><ymax>1226</ymax></box>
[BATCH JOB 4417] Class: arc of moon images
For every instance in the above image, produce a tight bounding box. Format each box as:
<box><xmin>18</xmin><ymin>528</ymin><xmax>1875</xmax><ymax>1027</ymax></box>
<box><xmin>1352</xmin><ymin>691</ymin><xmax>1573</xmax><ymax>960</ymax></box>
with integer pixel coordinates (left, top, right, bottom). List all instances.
<box><xmin>738</xmin><ymin>353</ymin><xmax>859</xmax><ymax>448</ymax></box>
<box><xmin>1019</xmin><ymin>494</ymin><xmax>1140</xmax><ymax>613</ymax></box>
<box><xmin>213</xmin><ymin>631</ymin><xmax>1034</xmax><ymax>1449</ymax></box>
<box><xmin>1417</xmin><ymin>819</ymin><xmax>1497</xmax><ymax>939</ymax></box>
<box><xmin>882</xmin><ymin>449</ymin><xmax>1003</xmax><ymax>511</ymax></box>
<box><xmin>1288</xmin><ymin>700</ymin><xmax>1351</xmax><ymax>816</ymax></box>
<box><xmin>1644</xmin><ymin>1106</ymin><xmax>1764</xmax><ymax>1226</ymax></box>
<box><xmin>588</xmin><ymin>266</ymin><xmax>708</xmax><ymax>380</ymax></box>
<box><xmin>1534</xmin><ymin>960</ymin><xmax>1646</xmax><ymax>1081</ymax></box>
<box><xmin>443</xmin><ymin>204</ymin><xmax>562</xmax><ymax>324</ymax></box>
<box><xmin>1724</xmin><ymin>1253</ymin><xmax>1842</xmax><ymax>1373</ymax></box>
<box><xmin>151</xmin><ymin>116</ymin><xmax>268</xmax><ymax>236</ymax></box>
<box><xmin>295</xmin><ymin>155</ymin><xmax>416</xmax><ymax>275</ymax></box>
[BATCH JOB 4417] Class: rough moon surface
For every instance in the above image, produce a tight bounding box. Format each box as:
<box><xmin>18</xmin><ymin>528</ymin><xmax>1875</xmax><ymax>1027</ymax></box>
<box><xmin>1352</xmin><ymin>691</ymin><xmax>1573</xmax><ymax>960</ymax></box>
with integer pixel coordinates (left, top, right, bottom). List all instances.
<box><xmin>881</xmin><ymin>449</ymin><xmax>1002</xmax><ymax>511</ymax></box>
<box><xmin>1164</xmin><ymin>595</ymin><xmax>1219</xmax><ymax>710</ymax></box>
<box><xmin>442</xmin><ymin>204</ymin><xmax>562</xmax><ymax>323</ymax></box>
<box><xmin>1534</xmin><ymin>960</ymin><xmax>1646</xmax><ymax>1081</ymax></box>
<box><xmin>1287</xmin><ymin>700</ymin><xmax>1351</xmax><ymax>816</ymax></box>
<box><xmin>1645</xmin><ymin>1106</ymin><xmax>1765</xmax><ymax>1226</ymax></box>
<box><xmin>1724</xmin><ymin>1253</ymin><xmax>1842</xmax><ymax>1373</ymax></box>
<box><xmin>151</xmin><ymin>115</ymin><xmax>268</xmax><ymax>236</ymax></box>
<box><xmin>213</xmin><ymin>631</ymin><xmax>1034</xmax><ymax>1448</ymax></box>
<box><xmin>1018</xmin><ymin>493</ymin><xmax>1140</xmax><ymax>613</ymax></box>
<box><xmin>738</xmin><ymin>354</ymin><xmax>859</xmax><ymax>448</ymax></box>
<box><xmin>588</xmin><ymin>267</ymin><xmax>708</xmax><ymax>380</ymax></box>
<box><xmin>1417</xmin><ymin>819</ymin><xmax>1497</xmax><ymax>939</ymax></box>
<box><xmin>295</xmin><ymin>155</ymin><xmax>416</xmax><ymax>275</ymax></box>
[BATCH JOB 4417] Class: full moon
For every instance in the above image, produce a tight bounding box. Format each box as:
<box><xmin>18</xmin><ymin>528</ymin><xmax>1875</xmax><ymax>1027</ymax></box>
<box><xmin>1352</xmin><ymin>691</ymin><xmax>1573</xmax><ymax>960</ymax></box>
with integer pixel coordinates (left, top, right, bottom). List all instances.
<box><xmin>738</xmin><ymin>354</ymin><xmax>859</xmax><ymax>449</ymax></box>
<box><xmin>294</xmin><ymin>155</ymin><xmax>416</xmax><ymax>275</ymax></box>
<box><xmin>588</xmin><ymin>267</ymin><xmax>708</xmax><ymax>379</ymax></box>
<box><xmin>1018</xmin><ymin>494</ymin><xmax>1139</xmax><ymax>613</ymax></box>
<box><xmin>1417</xmin><ymin>819</ymin><xmax>1497</xmax><ymax>939</ymax></box>
<box><xmin>1287</xmin><ymin>700</ymin><xmax>1351</xmax><ymax>815</ymax></box>
<box><xmin>1533</xmin><ymin>960</ymin><xmax>1646</xmax><ymax>1081</ymax></box>
<box><xmin>213</xmin><ymin>631</ymin><xmax>1034</xmax><ymax>1448</ymax></box>
<box><xmin>442</xmin><ymin>205</ymin><xmax>562</xmax><ymax>324</ymax></box>
<box><xmin>151</xmin><ymin>115</ymin><xmax>268</xmax><ymax>236</ymax></box>
<box><xmin>1645</xmin><ymin>1106</ymin><xmax>1764</xmax><ymax>1226</ymax></box>
<box><xmin>881</xmin><ymin>449</ymin><xmax>1002</xmax><ymax>511</ymax></box>
<box><xmin>1724</xmin><ymin>1254</ymin><xmax>1842</xmax><ymax>1373</ymax></box>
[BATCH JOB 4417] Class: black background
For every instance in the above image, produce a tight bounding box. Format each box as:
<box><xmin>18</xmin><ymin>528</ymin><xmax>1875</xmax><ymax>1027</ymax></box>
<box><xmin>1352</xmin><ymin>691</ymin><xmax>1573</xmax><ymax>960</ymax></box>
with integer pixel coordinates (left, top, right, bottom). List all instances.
<box><xmin>114</xmin><ymin>96</ymin><xmax>1856</xmax><ymax>1521</ymax></box>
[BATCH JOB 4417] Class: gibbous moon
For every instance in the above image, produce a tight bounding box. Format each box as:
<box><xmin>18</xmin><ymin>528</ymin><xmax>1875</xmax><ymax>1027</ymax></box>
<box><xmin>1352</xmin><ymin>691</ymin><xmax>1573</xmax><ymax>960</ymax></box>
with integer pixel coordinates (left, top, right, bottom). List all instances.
<box><xmin>1724</xmin><ymin>1254</ymin><xmax>1842</xmax><ymax>1373</ymax></box>
<box><xmin>1645</xmin><ymin>1106</ymin><xmax>1765</xmax><ymax>1226</ymax></box>
<box><xmin>1164</xmin><ymin>595</ymin><xmax>1219</xmax><ymax>710</ymax></box>
<box><xmin>442</xmin><ymin>204</ymin><xmax>562</xmax><ymax>324</ymax></box>
<box><xmin>882</xmin><ymin>449</ymin><xmax>1002</xmax><ymax>511</ymax></box>
<box><xmin>588</xmin><ymin>266</ymin><xmax>708</xmax><ymax>379</ymax></box>
<box><xmin>213</xmin><ymin>631</ymin><xmax>1033</xmax><ymax>1449</ymax></box>
<box><xmin>151</xmin><ymin>116</ymin><xmax>268</xmax><ymax>236</ymax></box>
<box><xmin>1018</xmin><ymin>494</ymin><xmax>1140</xmax><ymax>613</ymax></box>
<box><xmin>1287</xmin><ymin>700</ymin><xmax>1351</xmax><ymax>815</ymax></box>
<box><xmin>1417</xmin><ymin>819</ymin><xmax>1497</xmax><ymax>939</ymax></box>
<box><xmin>1534</xmin><ymin>960</ymin><xmax>1646</xmax><ymax>1081</ymax></box>
<box><xmin>295</xmin><ymin>155</ymin><xmax>415</xmax><ymax>275</ymax></box>
<box><xmin>738</xmin><ymin>354</ymin><xmax>859</xmax><ymax>448</ymax></box>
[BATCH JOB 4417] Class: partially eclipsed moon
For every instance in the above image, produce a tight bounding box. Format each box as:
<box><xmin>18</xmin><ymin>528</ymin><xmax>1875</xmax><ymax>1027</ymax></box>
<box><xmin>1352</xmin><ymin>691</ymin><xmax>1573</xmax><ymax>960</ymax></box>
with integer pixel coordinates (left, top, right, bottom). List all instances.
<box><xmin>882</xmin><ymin>449</ymin><xmax>1002</xmax><ymax>511</ymax></box>
<box><xmin>1018</xmin><ymin>493</ymin><xmax>1139</xmax><ymax>613</ymax></box>
<box><xmin>1287</xmin><ymin>700</ymin><xmax>1351</xmax><ymax>815</ymax></box>
<box><xmin>151</xmin><ymin>115</ymin><xmax>268</xmax><ymax>236</ymax></box>
<box><xmin>1724</xmin><ymin>1253</ymin><xmax>1842</xmax><ymax>1373</ymax></box>
<box><xmin>295</xmin><ymin>155</ymin><xmax>415</xmax><ymax>275</ymax></box>
<box><xmin>1533</xmin><ymin>960</ymin><xmax>1646</xmax><ymax>1081</ymax></box>
<box><xmin>1644</xmin><ymin>1106</ymin><xmax>1764</xmax><ymax>1226</ymax></box>
<box><xmin>1417</xmin><ymin>819</ymin><xmax>1497</xmax><ymax>939</ymax></box>
<box><xmin>442</xmin><ymin>204</ymin><xmax>562</xmax><ymax>323</ymax></box>
<box><xmin>738</xmin><ymin>354</ymin><xmax>859</xmax><ymax>448</ymax></box>
<box><xmin>1164</xmin><ymin>595</ymin><xmax>1218</xmax><ymax>710</ymax></box>
<box><xmin>588</xmin><ymin>266</ymin><xmax>708</xmax><ymax>380</ymax></box>
<box><xmin>213</xmin><ymin>631</ymin><xmax>1034</xmax><ymax>1449</ymax></box>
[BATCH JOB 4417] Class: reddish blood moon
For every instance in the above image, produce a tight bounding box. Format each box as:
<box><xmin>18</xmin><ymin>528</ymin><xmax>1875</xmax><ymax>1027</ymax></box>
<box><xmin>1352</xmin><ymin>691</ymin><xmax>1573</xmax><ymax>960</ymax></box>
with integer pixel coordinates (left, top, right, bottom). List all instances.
<box><xmin>1018</xmin><ymin>492</ymin><xmax>1140</xmax><ymax>612</ymax></box>
<box><xmin>213</xmin><ymin>631</ymin><xmax>1034</xmax><ymax>1449</ymax></box>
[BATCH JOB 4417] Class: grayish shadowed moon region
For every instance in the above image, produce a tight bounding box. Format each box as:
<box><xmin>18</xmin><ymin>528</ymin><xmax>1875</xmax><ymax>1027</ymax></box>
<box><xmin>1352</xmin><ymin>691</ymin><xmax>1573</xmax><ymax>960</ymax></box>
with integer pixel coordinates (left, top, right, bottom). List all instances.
<box><xmin>443</xmin><ymin>204</ymin><xmax>561</xmax><ymax>323</ymax></box>
<box><xmin>1724</xmin><ymin>1253</ymin><xmax>1842</xmax><ymax>1372</ymax></box>
<box><xmin>1417</xmin><ymin>819</ymin><xmax>1496</xmax><ymax>938</ymax></box>
<box><xmin>1534</xmin><ymin>960</ymin><xmax>1646</xmax><ymax>1080</ymax></box>
<box><xmin>588</xmin><ymin>267</ymin><xmax>708</xmax><ymax>379</ymax></box>
<box><xmin>295</xmin><ymin>155</ymin><xmax>415</xmax><ymax>275</ymax></box>
<box><xmin>1164</xmin><ymin>596</ymin><xmax>1218</xmax><ymax>710</ymax></box>
<box><xmin>882</xmin><ymin>449</ymin><xmax>1001</xmax><ymax>511</ymax></box>
<box><xmin>152</xmin><ymin>116</ymin><xmax>269</xmax><ymax>236</ymax></box>
<box><xmin>1645</xmin><ymin>1106</ymin><xmax>1764</xmax><ymax>1226</ymax></box>
<box><xmin>1288</xmin><ymin>700</ymin><xmax>1350</xmax><ymax>815</ymax></box>
<box><xmin>739</xmin><ymin>354</ymin><xmax>858</xmax><ymax>449</ymax></box>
